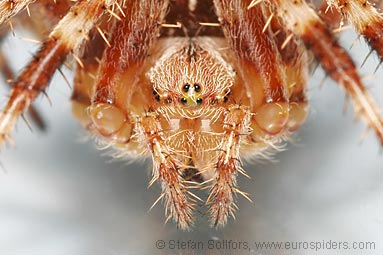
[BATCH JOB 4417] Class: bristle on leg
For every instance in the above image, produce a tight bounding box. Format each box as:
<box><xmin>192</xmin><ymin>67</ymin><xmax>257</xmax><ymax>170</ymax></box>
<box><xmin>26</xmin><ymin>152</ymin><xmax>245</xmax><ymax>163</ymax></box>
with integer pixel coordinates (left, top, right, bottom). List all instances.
<box><xmin>140</xmin><ymin>112</ymin><xmax>194</xmax><ymax>230</ymax></box>
<box><xmin>269</xmin><ymin>0</ymin><xmax>383</xmax><ymax>144</ymax></box>
<box><xmin>207</xmin><ymin>105</ymin><xmax>252</xmax><ymax>227</ymax></box>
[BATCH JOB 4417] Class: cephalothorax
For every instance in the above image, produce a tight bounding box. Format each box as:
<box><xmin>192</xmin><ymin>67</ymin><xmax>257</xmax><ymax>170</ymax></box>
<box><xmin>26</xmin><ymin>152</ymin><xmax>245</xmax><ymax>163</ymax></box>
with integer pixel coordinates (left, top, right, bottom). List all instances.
<box><xmin>0</xmin><ymin>0</ymin><xmax>382</xmax><ymax>230</ymax></box>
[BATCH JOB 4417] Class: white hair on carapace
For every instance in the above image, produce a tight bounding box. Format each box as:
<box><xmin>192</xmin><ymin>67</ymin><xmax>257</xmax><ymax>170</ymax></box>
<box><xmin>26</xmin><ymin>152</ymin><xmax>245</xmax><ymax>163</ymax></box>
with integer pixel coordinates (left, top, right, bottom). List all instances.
<box><xmin>147</xmin><ymin>37</ymin><xmax>236</xmax><ymax>108</ymax></box>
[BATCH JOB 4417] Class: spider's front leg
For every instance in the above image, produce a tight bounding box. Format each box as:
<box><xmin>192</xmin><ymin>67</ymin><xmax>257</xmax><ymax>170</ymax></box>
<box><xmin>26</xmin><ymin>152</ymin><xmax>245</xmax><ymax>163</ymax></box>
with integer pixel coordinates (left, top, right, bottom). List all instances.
<box><xmin>213</xmin><ymin>0</ymin><xmax>296</xmax><ymax>141</ymax></box>
<box><xmin>0</xmin><ymin>0</ymin><xmax>114</xmax><ymax>145</ymax></box>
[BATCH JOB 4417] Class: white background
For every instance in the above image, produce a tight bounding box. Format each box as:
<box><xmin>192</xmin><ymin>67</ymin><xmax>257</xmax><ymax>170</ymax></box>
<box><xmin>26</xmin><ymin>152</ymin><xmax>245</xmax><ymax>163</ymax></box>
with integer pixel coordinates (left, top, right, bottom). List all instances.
<box><xmin>0</xmin><ymin>19</ymin><xmax>382</xmax><ymax>255</ymax></box>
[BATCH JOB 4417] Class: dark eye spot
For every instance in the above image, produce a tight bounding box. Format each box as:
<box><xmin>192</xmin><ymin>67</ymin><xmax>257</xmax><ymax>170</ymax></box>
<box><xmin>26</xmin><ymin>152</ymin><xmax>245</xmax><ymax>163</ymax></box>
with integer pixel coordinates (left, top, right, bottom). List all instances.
<box><xmin>196</xmin><ymin>98</ymin><xmax>203</xmax><ymax>105</ymax></box>
<box><xmin>155</xmin><ymin>95</ymin><xmax>161</xmax><ymax>102</ymax></box>
<box><xmin>153</xmin><ymin>90</ymin><xmax>158</xmax><ymax>95</ymax></box>
<box><xmin>181</xmin><ymin>98</ymin><xmax>187</xmax><ymax>105</ymax></box>
<box><xmin>183</xmin><ymin>83</ymin><xmax>190</xmax><ymax>92</ymax></box>
<box><xmin>194</xmin><ymin>83</ymin><xmax>201</xmax><ymax>92</ymax></box>
<box><xmin>223</xmin><ymin>96</ymin><xmax>228</xmax><ymax>103</ymax></box>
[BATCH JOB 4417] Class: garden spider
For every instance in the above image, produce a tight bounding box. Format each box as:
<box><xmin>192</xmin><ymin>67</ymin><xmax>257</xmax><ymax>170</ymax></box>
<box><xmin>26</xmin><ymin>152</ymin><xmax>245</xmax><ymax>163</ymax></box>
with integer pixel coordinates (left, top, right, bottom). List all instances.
<box><xmin>0</xmin><ymin>0</ymin><xmax>382</xmax><ymax>230</ymax></box>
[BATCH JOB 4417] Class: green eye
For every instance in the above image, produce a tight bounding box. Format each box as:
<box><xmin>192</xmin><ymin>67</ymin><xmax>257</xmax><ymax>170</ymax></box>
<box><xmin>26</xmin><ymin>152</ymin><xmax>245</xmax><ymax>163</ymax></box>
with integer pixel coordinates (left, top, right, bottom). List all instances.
<box><xmin>196</xmin><ymin>98</ymin><xmax>203</xmax><ymax>105</ymax></box>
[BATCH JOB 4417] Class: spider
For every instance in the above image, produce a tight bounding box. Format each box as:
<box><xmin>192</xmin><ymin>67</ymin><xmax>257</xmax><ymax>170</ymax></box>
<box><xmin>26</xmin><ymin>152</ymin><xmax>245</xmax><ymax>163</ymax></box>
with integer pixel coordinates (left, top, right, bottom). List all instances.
<box><xmin>0</xmin><ymin>0</ymin><xmax>382</xmax><ymax>231</ymax></box>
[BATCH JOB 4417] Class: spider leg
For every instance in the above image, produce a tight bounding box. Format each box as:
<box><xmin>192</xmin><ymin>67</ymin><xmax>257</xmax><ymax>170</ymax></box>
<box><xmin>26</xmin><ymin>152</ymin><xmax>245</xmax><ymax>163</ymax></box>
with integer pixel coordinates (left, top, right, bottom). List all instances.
<box><xmin>213</xmin><ymin>0</ymin><xmax>290</xmax><ymax>142</ymax></box>
<box><xmin>325</xmin><ymin>0</ymin><xmax>383</xmax><ymax>62</ymax></box>
<box><xmin>0</xmin><ymin>0</ymin><xmax>35</xmax><ymax>25</ymax></box>
<box><xmin>269</xmin><ymin>14</ymin><xmax>310</xmax><ymax>132</ymax></box>
<box><xmin>19</xmin><ymin>0</ymin><xmax>73</xmax><ymax>36</ymax></box>
<box><xmin>0</xmin><ymin>0</ymin><xmax>72</xmax><ymax>36</ymax></box>
<box><xmin>0</xmin><ymin>51</ymin><xmax>46</xmax><ymax>130</ymax></box>
<box><xmin>71</xmin><ymin>31</ymin><xmax>106</xmax><ymax>130</ymax></box>
<box><xmin>89</xmin><ymin>0</ymin><xmax>169</xmax><ymax>140</ymax></box>
<box><xmin>206</xmin><ymin>105</ymin><xmax>252</xmax><ymax>227</ymax></box>
<box><xmin>317</xmin><ymin>1</ymin><xmax>342</xmax><ymax>30</ymax></box>
<box><xmin>0</xmin><ymin>0</ymin><xmax>113</xmax><ymax>145</ymax></box>
<box><xmin>268</xmin><ymin>0</ymin><xmax>383</xmax><ymax>143</ymax></box>
<box><xmin>285</xmin><ymin>55</ymin><xmax>309</xmax><ymax>132</ymax></box>
<box><xmin>91</xmin><ymin>0</ymin><xmax>169</xmax><ymax>113</ymax></box>
<box><xmin>0</xmin><ymin>1</ymin><xmax>72</xmax><ymax>131</ymax></box>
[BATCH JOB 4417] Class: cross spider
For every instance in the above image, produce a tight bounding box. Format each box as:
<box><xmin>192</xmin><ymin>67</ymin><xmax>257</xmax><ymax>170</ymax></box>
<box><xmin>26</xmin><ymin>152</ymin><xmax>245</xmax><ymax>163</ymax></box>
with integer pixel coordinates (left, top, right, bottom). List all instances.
<box><xmin>0</xmin><ymin>0</ymin><xmax>382</xmax><ymax>230</ymax></box>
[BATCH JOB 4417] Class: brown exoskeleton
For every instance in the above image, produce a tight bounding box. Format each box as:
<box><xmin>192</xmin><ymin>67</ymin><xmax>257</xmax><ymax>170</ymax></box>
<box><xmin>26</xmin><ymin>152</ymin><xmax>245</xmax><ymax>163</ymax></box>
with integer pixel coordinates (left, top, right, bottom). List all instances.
<box><xmin>0</xmin><ymin>0</ymin><xmax>383</xmax><ymax>230</ymax></box>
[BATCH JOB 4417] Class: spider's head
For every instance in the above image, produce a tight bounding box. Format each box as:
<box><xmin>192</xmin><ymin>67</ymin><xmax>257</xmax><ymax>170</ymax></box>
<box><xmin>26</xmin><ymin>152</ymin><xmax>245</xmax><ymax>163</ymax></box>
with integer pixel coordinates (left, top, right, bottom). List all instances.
<box><xmin>147</xmin><ymin>38</ymin><xmax>236</xmax><ymax>110</ymax></box>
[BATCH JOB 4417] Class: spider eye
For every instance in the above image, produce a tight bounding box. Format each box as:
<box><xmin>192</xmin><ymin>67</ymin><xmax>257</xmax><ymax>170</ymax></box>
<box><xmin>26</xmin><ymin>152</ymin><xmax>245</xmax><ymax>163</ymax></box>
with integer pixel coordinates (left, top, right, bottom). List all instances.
<box><xmin>183</xmin><ymin>83</ymin><xmax>190</xmax><ymax>92</ymax></box>
<box><xmin>181</xmin><ymin>97</ymin><xmax>188</xmax><ymax>105</ymax></box>
<box><xmin>155</xmin><ymin>95</ymin><xmax>161</xmax><ymax>102</ymax></box>
<box><xmin>223</xmin><ymin>96</ymin><xmax>228</xmax><ymax>103</ymax></box>
<box><xmin>196</xmin><ymin>98</ymin><xmax>203</xmax><ymax>105</ymax></box>
<box><xmin>194</xmin><ymin>83</ymin><xmax>201</xmax><ymax>92</ymax></box>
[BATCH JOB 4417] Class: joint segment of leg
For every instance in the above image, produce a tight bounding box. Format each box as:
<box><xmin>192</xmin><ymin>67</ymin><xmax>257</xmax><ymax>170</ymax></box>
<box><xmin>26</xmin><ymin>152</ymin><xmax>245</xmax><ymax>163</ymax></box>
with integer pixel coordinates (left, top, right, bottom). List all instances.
<box><xmin>207</xmin><ymin>105</ymin><xmax>252</xmax><ymax>227</ymax></box>
<box><xmin>140</xmin><ymin>112</ymin><xmax>194</xmax><ymax>230</ymax></box>
<box><xmin>0</xmin><ymin>0</ymin><xmax>111</xmax><ymax>145</ymax></box>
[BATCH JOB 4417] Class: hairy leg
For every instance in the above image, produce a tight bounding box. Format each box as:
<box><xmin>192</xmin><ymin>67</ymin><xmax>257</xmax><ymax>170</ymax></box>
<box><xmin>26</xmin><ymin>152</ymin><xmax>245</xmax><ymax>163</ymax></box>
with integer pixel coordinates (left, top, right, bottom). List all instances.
<box><xmin>0</xmin><ymin>51</ymin><xmax>45</xmax><ymax>130</ymax></box>
<box><xmin>0</xmin><ymin>0</ymin><xmax>73</xmax><ymax>131</ymax></box>
<box><xmin>140</xmin><ymin>112</ymin><xmax>194</xmax><ymax>230</ymax></box>
<box><xmin>207</xmin><ymin>105</ymin><xmax>252</xmax><ymax>227</ymax></box>
<box><xmin>89</xmin><ymin>0</ymin><xmax>169</xmax><ymax>140</ymax></box>
<box><xmin>0</xmin><ymin>0</ymin><xmax>35</xmax><ymax>25</ymax></box>
<box><xmin>269</xmin><ymin>14</ymin><xmax>309</xmax><ymax>132</ymax></box>
<box><xmin>326</xmin><ymin>0</ymin><xmax>383</xmax><ymax>61</ymax></box>
<box><xmin>267</xmin><ymin>0</ymin><xmax>383</xmax><ymax>143</ymax></box>
<box><xmin>71</xmin><ymin>30</ymin><xmax>106</xmax><ymax>130</ymax></box>
<box><xmin>214</xmin><ymin>0</ymin><xmax>290</xmax><ymax>142</ymax></box>
<box><xmin>0</xmin><ymin>0</ymin><xmax>114</xmax><ymax>145</ymax></box>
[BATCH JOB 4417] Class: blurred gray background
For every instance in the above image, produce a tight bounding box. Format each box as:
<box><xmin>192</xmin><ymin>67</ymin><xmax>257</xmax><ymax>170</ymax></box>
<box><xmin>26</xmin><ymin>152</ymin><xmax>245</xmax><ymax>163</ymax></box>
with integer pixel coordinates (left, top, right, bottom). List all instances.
<box><xmin>0</xmin><ymin>23</ymin><xmax>382</xmax><ymax>255</ymax></box>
